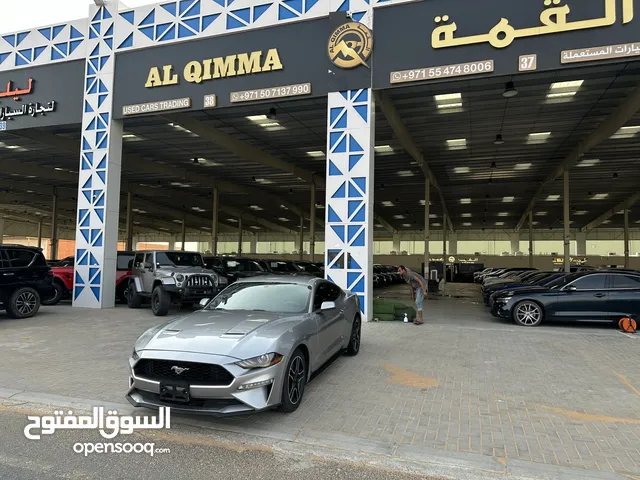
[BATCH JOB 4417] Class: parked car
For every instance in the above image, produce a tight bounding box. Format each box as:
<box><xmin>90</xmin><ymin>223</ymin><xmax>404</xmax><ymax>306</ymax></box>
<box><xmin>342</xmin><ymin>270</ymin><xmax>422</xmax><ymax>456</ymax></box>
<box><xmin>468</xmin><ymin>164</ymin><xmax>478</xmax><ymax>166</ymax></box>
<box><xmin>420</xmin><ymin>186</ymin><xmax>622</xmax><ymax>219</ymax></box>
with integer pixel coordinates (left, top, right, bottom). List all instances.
<box><xmin>292</xmin><ymin>261</ymin><xmax>323</xmax><ymax>278</ymax></box>
<box><xmin>263</xmin><ymin>260</ymin><xmax>313</xmax><ymax>276</ymax></box>
<box><xmin>126</xmin><ymin>276</ymin><xmax>361</xmax><ymax>415</ymax></box>
<box><xmin>203</xmin><ymin>256</ymin><xmax>269</xmax><ymax>284</ymax></box>
<box><xmin>481</xmin><ymin>270</ymin><xmax>540</xmax><ymax>293</ymax></box>
<box><xmin>482</xmin><ymin>272</ymin><xmax>563</xmax><ymax>305</ymax></box>
<box><xmin>127</xmin><ymin>250</ymin><xmax>227</xmax><ymax>316</ymax></box>
<box><xmin>0</xmin><ymin>245</ymin><xmax>55</xmax><ymax>319</ymax></box>
<box><xmin>491</xmin><ymin>270</ymin><xmax>640</xmax><ymax>327</ymax></box>
<box><xmin>45</xmin><ymin>251</ymin><xmax>135</xmax><ymax>305</ymax></box>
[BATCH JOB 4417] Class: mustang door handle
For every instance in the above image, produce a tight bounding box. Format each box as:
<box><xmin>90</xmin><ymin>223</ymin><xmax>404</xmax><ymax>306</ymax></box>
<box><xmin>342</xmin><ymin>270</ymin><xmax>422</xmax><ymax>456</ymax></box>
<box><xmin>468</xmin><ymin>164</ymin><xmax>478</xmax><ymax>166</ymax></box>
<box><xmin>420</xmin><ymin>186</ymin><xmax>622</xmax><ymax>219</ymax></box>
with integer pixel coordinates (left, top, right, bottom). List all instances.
<box><xmin>594</xmin><ymin>293</ymin><xmax>606</xmax><ymax>298</ymax></box>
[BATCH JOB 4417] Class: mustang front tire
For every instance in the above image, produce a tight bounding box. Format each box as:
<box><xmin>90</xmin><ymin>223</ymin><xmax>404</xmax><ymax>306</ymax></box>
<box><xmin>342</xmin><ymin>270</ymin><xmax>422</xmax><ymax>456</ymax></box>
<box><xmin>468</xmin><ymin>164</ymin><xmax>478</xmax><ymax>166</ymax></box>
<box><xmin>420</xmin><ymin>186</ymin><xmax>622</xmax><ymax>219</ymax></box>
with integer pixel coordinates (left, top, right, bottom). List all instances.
<box><xmin>6</xmin><ymin>287</ymin><xmax>41</xmax><ymax>319</ymax></box>
<box><xmin>278</xmin><ymin>348</ymin><xmax>306</xmax><ymax>413</ymax></box>
<box><xmin>151</xmin><ymin>286</ymin><xmax>171</xmax><ymax>316</ymax></box>
<box><xmin>345</xmin><ymin>316</ymin><xmax>361</xmax><ymax>356</ymax></box>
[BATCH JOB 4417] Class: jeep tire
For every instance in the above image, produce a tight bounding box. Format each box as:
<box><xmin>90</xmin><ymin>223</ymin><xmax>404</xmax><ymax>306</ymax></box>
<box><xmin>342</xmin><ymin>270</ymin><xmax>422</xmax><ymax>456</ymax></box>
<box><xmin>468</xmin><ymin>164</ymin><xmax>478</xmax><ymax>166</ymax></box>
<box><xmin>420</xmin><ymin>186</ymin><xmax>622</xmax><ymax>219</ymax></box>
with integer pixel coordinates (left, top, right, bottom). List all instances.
<box><xmin>151</xmin><ymin>286</ymin><xmax>171</xmax><ymax>316</ymax></box>
<box><xmin>127</xmin><ymin>284</ymin><xmax>142</xmax><ymax>309</ymax></box>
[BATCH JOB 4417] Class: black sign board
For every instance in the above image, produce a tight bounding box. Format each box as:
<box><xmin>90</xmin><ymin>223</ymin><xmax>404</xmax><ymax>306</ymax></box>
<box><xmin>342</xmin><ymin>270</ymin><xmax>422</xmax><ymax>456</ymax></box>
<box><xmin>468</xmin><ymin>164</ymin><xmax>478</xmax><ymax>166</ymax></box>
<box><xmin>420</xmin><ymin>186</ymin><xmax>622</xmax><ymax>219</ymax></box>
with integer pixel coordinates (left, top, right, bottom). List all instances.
<box><xmin>373</xmin><ymin>0</ymin><xmax>639</xmax><ymax>89</ymax></box>
<box><xmin>113</xmin><ymin>14</ymin><xmax>372</xmax><ymax>118</ymax></box>
<box><xmin>0</xmin><ymin>61</ymin><xmax>84</xmax><ymax>130</ymax></box>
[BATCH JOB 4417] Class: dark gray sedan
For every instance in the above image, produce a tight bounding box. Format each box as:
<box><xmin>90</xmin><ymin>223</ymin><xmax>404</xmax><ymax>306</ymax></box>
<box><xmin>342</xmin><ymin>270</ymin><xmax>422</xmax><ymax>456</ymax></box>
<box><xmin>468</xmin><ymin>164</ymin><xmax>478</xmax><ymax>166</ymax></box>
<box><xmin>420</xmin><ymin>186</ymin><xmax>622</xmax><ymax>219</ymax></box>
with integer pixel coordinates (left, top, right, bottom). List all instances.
<box><xmin>127</xmin><ymin>276</ymin><xmax>362</xmax><ymax>415</ymax></box>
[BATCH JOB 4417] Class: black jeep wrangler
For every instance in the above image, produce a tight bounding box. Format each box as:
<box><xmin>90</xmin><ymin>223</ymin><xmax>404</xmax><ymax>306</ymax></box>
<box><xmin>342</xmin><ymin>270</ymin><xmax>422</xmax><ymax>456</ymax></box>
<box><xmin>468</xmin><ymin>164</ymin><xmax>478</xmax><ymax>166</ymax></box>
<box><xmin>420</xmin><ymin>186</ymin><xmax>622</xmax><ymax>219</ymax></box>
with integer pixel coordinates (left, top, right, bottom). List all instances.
<box><xmin>0</xmin><ymin>245</ymin><xmax>55</xmax><ymax>318</ymax></box>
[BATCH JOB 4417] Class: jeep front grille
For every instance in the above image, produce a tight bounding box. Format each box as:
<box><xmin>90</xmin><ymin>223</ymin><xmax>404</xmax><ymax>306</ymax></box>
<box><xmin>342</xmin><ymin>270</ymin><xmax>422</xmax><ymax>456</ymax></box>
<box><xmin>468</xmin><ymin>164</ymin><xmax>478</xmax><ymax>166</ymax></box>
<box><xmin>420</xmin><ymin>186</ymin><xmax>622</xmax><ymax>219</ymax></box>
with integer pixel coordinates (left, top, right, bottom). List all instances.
<box><xmin>187</xmin><ymin>275</ymin><xmax>213</xmax><ymax>287</ymax></box>
<box><xmin>134</xmin><ymin>359</ymin><xmax>233</xmax><ymax>385</ymax></box>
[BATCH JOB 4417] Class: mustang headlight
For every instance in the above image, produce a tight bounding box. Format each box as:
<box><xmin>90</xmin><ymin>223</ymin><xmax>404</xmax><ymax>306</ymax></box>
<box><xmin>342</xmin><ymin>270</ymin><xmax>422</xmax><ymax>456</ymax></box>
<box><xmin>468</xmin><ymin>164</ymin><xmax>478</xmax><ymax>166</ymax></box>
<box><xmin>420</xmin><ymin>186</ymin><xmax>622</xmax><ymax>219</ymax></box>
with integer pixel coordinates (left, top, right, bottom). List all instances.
<box><xmin>132</xmin><ymin>349</ymin><xmax>140</xmax><ymax>361</ymax></box>
<box><xmin>235</xmin><ymin>353</ymin><xmax>283</xmax><ymax>369</ymax></box>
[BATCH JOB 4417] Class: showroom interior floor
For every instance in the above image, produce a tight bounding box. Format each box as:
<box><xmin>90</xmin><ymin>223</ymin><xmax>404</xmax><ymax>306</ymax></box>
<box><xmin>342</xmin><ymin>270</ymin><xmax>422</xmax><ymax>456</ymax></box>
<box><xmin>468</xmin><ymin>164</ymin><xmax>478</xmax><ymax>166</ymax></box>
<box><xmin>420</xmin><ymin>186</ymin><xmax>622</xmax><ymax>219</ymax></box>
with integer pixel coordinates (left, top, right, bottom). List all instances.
<box><xmin>1</xmin><ymin>284</ymin><xmax>638</xmax><ymax>477</ymax></box>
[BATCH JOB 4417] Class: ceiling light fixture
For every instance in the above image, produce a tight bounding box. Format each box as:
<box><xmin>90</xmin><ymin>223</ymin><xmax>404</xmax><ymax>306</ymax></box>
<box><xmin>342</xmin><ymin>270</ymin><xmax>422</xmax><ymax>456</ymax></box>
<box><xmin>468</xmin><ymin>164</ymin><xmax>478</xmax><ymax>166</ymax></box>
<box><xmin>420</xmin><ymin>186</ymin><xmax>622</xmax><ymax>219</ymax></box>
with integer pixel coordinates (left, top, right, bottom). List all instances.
<box><xmin>374</xmin><ymin>145</ymin><xmax>394</xmax><ymax>153</ymax></box>
<box><xmin>494</xmin><ymin>134</ymin><xmax>504</xmax><ymax>145</ymax></box>
<box><xmin>577</xmin><ymin>158</ymin><xmax>600</xmax><ymax>167</ymax></box>
<box><xmin>514</xmin><ymin>163</ymin><xmax>532</xmax><ymax>170</ymax></box>
<box><xmin>502</xmin><ymin>196</ymin><xmax>515</xmax><ymax>203</ymax></box>
<box><xmin>546</xmin><ymin>194</ymin><xmax>560</xmax><ymax>201</ymax></box>
<box><xmin>306</xmin><ymin>151</ymin><xmax>324</xmax><ymax>157</ymax></box>
<box><xmin>454</xmin><ymin>166</ymin><xmax>470</xmax><ymax>174</ymax></box>
<box><xmin>460</xmin><ymin>198</ymin><xmax>472</xmax><ymax>204</ymax></box>
<box><xmin>502</xmin><ymin>81</ymin><xmax>518</xmax><ymax>98</ymax></box>
<box><xmin>446</xmin><ymin>138</ymin><xmax>467</xmax><ymax>150</ymax></box>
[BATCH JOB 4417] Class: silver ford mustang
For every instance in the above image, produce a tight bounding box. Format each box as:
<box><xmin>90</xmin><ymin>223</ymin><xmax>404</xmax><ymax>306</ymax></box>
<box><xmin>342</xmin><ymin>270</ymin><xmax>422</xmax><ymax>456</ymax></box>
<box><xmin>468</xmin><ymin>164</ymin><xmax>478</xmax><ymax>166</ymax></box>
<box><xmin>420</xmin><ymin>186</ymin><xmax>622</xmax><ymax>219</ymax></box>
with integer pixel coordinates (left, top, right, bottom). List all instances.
<box><xmin>126</xmin><ymin>276</ymin><xmax>362</xmax><ymax>415</ymax></box>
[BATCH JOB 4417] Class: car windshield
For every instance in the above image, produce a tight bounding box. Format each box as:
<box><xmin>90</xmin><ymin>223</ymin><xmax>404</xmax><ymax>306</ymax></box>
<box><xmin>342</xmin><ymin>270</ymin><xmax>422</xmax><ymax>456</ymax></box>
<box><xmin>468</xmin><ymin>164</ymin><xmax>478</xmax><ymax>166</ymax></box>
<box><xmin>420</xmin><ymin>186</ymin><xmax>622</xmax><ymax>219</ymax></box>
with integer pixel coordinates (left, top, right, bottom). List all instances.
<box><xmin>269</xmin><ymin>261</ymin><xmax>299</xmax><ymax>272</ymax></box>
<box><xmin>207</xmin><ymin>282</ymin><xmax>310</xmax><ymax>313</ymax></box>
<box><xmin>224</xmin><ymin>259</ymin><xmax>264</xmax><ymax>272</ymax></box>
<box><xmin>296</xmin><ymin>262</ymin><xmax>322</xmax><ymax>273</ymax></box>
<box><xmin>156</xmin><ymin>252</ymin><xmax>204</xmax><ymax>267</ymax></box>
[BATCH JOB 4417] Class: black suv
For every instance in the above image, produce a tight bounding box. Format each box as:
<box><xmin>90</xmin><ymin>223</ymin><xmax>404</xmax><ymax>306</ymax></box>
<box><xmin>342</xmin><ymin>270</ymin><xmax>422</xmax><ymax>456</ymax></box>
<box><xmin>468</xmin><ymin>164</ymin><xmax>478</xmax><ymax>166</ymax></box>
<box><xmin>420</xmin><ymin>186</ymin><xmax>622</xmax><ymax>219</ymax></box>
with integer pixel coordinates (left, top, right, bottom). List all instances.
<box><xmin>203</xmin><ymin>256</ymin><xmax>268</xmax><ymax>284</ymax></box>
<box><xmin>0</xmin><ymin>245</ymin><xmax>55</xmax><ymax>318</ymax></box>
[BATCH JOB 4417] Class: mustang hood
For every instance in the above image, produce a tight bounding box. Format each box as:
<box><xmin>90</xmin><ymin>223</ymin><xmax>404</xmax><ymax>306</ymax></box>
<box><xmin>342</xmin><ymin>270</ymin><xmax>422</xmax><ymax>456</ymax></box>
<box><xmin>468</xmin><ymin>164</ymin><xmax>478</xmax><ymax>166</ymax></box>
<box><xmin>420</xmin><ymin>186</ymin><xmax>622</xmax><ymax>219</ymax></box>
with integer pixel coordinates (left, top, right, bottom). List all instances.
<box><xmin>136</xmin><ymin>309</ymin><xmax>301</xmax><ymax>358</ymax></box>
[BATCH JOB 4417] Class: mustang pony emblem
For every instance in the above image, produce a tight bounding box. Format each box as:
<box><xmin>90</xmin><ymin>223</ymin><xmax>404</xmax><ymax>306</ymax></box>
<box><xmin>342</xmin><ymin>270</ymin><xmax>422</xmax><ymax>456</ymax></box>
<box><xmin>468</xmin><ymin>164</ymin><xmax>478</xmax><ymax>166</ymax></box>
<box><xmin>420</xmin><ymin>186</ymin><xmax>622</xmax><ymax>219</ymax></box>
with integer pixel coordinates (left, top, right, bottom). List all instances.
<box><xmin>171</xmin><ymin>366</ymin><xmax>190</xmax><ymax>375</ymax></box>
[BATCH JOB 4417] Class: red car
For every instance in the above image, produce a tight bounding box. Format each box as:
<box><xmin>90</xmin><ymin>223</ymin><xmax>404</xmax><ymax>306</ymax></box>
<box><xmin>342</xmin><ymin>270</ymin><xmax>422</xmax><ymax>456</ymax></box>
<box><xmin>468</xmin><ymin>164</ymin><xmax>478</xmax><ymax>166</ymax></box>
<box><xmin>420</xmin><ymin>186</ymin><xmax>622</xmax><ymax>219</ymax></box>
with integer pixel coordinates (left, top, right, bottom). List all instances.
<box><xmin>44</xmin><ymin>251</ymin><xmax>135</xmax><ymax>305</ymax></box>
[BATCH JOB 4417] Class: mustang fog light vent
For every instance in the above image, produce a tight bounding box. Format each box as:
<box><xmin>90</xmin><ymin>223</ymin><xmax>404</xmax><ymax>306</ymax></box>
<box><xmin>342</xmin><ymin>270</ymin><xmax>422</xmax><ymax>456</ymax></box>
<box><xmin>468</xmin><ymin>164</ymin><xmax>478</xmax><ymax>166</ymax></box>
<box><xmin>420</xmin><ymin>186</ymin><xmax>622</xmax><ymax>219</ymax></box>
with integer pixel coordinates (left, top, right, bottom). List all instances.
<box><xmin>238</xmin><ymin>378</ymin><xmax>274</xmax><ymax>391</ymax></box>
<box><xmin>235</xmin><ymin>353</ymin><xmax>283</xmax><ymax>369</ymax></box>
<box><xmin>132</xmin><ymin>349</ymin><xmax>140</xmax><ymax>361</ymax></box>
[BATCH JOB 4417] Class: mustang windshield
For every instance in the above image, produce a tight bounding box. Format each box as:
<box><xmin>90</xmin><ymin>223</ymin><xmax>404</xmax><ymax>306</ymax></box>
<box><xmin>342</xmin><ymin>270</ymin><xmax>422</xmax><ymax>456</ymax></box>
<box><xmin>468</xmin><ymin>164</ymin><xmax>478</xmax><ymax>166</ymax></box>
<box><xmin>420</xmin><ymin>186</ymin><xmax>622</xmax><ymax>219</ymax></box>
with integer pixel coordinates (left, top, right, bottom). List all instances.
<box><xmin>208</xmin><ymin>282</ymin><xmax>310</xmax><ymax>313</ymax></box>
<box><xmin>156</xmin><ymin>252</ymin><xmax>204</xmax><ymax>267</ymax></box>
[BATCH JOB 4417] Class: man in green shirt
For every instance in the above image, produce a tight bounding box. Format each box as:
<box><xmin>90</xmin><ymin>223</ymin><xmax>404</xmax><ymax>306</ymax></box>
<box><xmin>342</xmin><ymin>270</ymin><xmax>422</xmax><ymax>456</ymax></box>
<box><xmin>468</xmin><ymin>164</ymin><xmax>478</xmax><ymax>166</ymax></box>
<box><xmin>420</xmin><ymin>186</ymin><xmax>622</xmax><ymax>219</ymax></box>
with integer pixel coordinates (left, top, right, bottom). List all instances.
<box><xmin>398</xmin><ymin>265</ymin><xmax>427</xmax><ymax>325</ymax></box>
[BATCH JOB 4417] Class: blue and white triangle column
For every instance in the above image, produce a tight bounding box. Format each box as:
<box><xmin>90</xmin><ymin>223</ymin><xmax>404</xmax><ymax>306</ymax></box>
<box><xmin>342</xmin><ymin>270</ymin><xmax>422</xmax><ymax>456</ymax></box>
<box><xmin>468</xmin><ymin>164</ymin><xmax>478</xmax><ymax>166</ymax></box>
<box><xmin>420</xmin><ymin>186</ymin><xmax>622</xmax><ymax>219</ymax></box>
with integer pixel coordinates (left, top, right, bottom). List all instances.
<box><xmin>325</xmin><ymin>89</ymin><xmax>375</xmax><ymax>320</ymax></box>
<box><xmin>73</xmin><ymin>2</ymin><xmax>123</xmax><ymax>308</ymax></box>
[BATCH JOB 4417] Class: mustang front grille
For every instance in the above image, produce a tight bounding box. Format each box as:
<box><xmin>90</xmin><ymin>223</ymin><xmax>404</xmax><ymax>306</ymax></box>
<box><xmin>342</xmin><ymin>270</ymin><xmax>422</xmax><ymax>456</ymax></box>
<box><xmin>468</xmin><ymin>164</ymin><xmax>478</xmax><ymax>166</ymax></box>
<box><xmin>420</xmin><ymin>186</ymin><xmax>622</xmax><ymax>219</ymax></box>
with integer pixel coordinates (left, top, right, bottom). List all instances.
<box><xmin>187</xmin><ymin>275</ymin><xmax>214</xmax><ymax>287</ymax></box>
<box><xmin>134</xmin><ymin>359</ymin><xmax>233</xmax><ymax>385</ymax></box>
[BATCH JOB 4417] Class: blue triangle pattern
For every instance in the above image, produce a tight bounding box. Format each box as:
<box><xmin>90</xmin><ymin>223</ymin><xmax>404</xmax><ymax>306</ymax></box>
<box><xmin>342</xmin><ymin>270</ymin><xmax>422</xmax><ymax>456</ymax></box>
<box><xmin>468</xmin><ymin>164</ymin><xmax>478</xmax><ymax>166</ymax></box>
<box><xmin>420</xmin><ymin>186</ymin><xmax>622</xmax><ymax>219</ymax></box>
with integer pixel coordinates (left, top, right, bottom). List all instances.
<box><xmin>331</xmin><ymin>182</ymin><xmax>346</xmax><ymax>199</ymax></box>
<box><xmin>327</xmin><ymin>206</ymin><xmax>342</xmax><ymax>223</ymax></box>
<box><xmin>328</xmin><ymin>160</ymin><xmax>343</xmax><ymax>176</ymax></box>
<box><xmin>351</xmin><ymin>229</ymin><xmax>365</xmax><ymax>247</ymax></box>
<box><xmin>283</xmin><ymin>0</ymin><xmax>303</xmax><ymax>14</ymax></box>
<box><xmin>162</xmin><ymin>2</ymin><xmax>177</xmax><ymax>16</ymax></box>
<box><xmin>90</xmin><ymin>253</ymin><xmax>99</xmax><ymax>266</ymax></box>
<box><xmin>348</xmin><ymin>182</ymin><xmax>362</xmax><ymax>198</ymax></box>
<box><xmin>254</xmin><ymin>4</ymin><xmax>270</xmax><ymax>20</ymax></box>
<box><xmin>352</xmin><ymin>203</ymin><xmax>366</xmax><ymax>222</ymax></box>
<box><xmin>349</xmin><ymin>154</ymin><xmax>363</xmax><ymax>171</ymax></box>
<box><xmin>347</xmin><ymin>271</ymin><xmax>360</xmax><ymax>288</ymax></box>
<box><xmin>39</xmin><ymin>28</ymin><xmax>51</xmax><ymax>40</ymax></box>
<box><xmin>202</xmin><ymin>14</ymin><xmax>219</xmax><ymax>30</ymax></box>
<box><xmin>351</xmin><ymin>276</ymin><xmax>365</xmax><ymax>293</ymax></box>
<box><xmin>330</xmin><ymin>225</ymin><xmax>345</xmax><ymax>242</ymax></box>
<box><xmin>120</xmin><ymin>11</ymin><xmax>135</xmax><ymax>25</ymax></box>
<box><xmin>74</xmin><ymin>286</ymin><xmax>84</xmax><ymax>300</ymax></box>
<box><xmin>91</xmin><ymin>287</ymin><xmax>101</xmax><ymax>301</ymax></box>
<box><xmin>91</xmin><ymin>272</ymin><xmax>101</xmax><ymax>286</ymax></box>
<box><xmin>278</xmin><ymin>4</ymin><xmax>298</xmax><ymax>19</ymax></box>
<box><xmin>306</xmin><ymin>0</ymin><xmax>320</xmax><ymax>11</ymax></box>
<box><xmin>347</xmin><ymin>225</ymin><xmax>361</xmax><ymax>242</ymax></box>
<box><xmin>354</xmin><ymin>89</ymin><xmax>368</xmax><ymax>103</ymax></box>
<box><xmin>348</xmin><ymin>200</ymin><xmax>362</xmax><ymax>217</ymax></box>
<box><xmin>75</xmin><ymin>271</ymin><xmax>85</xmax><ymax>285</ymax></box>
<box><xmin>348</xmin><ymin>254</ymin><xmax>361</xmax><ymax>270</ymax></box>
<box><xmin>353</xmin><ymin>177</ymin><xmax>366</xmax><ymax>194</ymax></box>
<box><xmin>16</xmin><ymin>32</ymin><xmax>28</xmax><ymax>45</ymax></box>
<box><xmin>354</xmin><ymin>105</ymin><xmax>368</xmax><ymax>122</ymax></box>
<box><xmin>140</xmin><ymin>10</ymin><xmax>155</xmax><ymax>26</ymax></box>
<box><xmin>352</xmin><ymin>11</ymin><xmax>365</xmax><ymax>22</ymax></box>
<box><xmin>349</xmin><ymin>135</ymin><xmax>363</xmax><ymax>153</ymax></box>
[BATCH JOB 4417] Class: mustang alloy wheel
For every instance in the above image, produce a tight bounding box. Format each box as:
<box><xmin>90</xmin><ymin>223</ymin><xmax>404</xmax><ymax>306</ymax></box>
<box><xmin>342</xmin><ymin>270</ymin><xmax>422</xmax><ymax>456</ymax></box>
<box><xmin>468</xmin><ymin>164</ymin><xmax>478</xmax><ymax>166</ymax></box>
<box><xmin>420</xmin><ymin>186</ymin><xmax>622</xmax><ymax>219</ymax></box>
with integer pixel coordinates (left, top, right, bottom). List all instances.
<box><xmin>345</xmin><ymin>316</ymin><xmax>361</xmax><ymax>356</ymax></box>
<box><xmin>278</xmin><ymin>348</ymin><xmax>306</xmax><ymax>413</ymax></box>
<box><xmin>513</xmin><ymin>301</ymin><xmax>543</xmax><ymax>327</ymax></box>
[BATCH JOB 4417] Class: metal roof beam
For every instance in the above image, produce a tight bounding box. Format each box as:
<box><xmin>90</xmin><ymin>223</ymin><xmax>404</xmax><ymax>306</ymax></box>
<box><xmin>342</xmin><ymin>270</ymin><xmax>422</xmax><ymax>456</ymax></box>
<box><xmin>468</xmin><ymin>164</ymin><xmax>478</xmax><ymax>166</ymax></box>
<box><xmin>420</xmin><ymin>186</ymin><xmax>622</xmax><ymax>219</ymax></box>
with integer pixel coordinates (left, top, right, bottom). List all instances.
<box><xmin>516</xmin><ymin>84</ymin><xmax>640</xmax><ymax>231</ymax></box>
<box><xmin>374</xmin><ymin>91</ymin><xmax>455</xmax><ymax>233</ymax></box>
<box><xmin>165</xmin><ymin>113</ymin><xmax>325</xmax><ymax>188</ymax></box>
<box><xmin>9</xmin><ymin>131</ymin><xmax>325</xmax><ymax>230</ymax></box>
<box><xmin>582</xmin><ymin>192</ymin><xmax>640</xmax><ymax>233</ymax></box>
<box><xmin>375</xmin><ymin>215</ymin><xmax>397</xmax><ymax>234</ymax></box>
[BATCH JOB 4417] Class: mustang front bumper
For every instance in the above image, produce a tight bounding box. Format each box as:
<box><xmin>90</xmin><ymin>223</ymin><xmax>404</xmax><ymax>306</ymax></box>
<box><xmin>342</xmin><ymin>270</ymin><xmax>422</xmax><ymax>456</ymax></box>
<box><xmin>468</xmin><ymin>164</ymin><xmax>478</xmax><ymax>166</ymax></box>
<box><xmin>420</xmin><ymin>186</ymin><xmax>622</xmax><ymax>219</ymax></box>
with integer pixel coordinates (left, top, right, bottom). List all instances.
<box><xmin>126</xmin><ymin>350</ymin><xmax>286</xmax><ymax>416</ymax></box>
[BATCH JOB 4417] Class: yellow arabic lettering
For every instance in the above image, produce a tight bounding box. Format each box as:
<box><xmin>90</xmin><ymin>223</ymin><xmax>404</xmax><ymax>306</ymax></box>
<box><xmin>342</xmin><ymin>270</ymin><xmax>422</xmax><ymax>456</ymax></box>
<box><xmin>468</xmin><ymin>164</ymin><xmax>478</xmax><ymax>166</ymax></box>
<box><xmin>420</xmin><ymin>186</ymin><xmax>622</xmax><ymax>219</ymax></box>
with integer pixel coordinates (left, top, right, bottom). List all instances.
<box><xmin>623</xmin><ymin>0</ymin><xmax>634</xmax><ymax>23</ymax></box>
<box><xmin>432</xmin><ymin>0</ymin><xmax>621</xmax><ymax>50</ymax></box>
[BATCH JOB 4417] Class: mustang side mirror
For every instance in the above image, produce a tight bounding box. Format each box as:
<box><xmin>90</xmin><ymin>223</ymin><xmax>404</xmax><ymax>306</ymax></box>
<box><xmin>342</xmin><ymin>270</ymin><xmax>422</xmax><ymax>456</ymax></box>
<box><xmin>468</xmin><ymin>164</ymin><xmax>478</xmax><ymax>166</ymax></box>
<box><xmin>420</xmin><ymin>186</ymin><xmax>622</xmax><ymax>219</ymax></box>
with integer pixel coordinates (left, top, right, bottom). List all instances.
<box><xmin>566</xmin><ymin>285</ymin><xmax>577</xmax><ymax>292</ymax></box>
<box><xmin>320</xmin><ymin>301</ymin><xmax>336</xmax><ymax>311</ymax></box>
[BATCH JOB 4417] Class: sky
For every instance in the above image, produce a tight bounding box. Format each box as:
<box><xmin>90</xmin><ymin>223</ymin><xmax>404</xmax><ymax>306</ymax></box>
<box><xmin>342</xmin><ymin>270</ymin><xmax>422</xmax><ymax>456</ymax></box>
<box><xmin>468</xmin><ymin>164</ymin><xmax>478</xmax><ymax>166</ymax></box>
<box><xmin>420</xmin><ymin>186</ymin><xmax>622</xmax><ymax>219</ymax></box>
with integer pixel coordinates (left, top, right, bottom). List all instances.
<box><xmin>0</xmin><ymin>0</ymin><xmax>158</xmax><ymax>34</ymax></box>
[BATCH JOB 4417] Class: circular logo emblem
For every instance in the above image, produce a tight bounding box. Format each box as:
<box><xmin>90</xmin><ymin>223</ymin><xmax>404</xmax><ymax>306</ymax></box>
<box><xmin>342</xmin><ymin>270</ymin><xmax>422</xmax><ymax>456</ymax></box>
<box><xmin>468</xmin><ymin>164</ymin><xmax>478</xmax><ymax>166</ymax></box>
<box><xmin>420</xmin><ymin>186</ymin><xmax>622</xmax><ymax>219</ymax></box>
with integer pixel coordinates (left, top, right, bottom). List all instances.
<box><xmin>328</xmin><ymin>22</ymin><xmax>373</xmax><ymax>69</ymax></box>
<box><xmin>448</xmin><ymin>256</ymin><xmax>456</xmax><ymax>263</ymax></box>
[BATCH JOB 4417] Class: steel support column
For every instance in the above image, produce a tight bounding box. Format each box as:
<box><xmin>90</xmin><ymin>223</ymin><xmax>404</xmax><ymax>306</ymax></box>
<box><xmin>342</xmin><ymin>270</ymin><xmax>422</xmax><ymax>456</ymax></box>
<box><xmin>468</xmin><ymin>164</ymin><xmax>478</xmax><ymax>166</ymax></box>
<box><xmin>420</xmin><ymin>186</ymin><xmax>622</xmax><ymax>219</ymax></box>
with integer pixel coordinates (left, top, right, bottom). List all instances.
<box><xmin>528</xmin><ymin>211</ymin><xmax>534</xmax><ymax>268</ymax></box>
<box><xmin>624</xmin><ymin>208</ymin><xmax>630</xmax><ymax>268</ymax></box>
<box><xmin>37</xmin><ymin>220</ymin><xmax>43</xmax><ymax>249</ymax></box>
<box><xmin>0</xmin><ymin>217</ymin><xmax>4</xmax><ymax>245</ymax></box>
<box><xmin>211</xmin><ymin>186</ymin><xmax>219</xmax><ymax>255</ymax></box>
<box><xmin>563</xmin><ymin>169</ymin><xmax>570</xmax><ymax>273</ymax></box>
<box><xmin>309</xmin><ymin>182</ymin><xmax>316</xmax><ymax>263</ymax></box>
<box><xmin>180</xmin><ymin>215</ymin><xmax>186</xmax><ymax>251</ymax></box>
<box><xmin>424</xmin><ymin>178</ymin><xmax>430</xmax><ymax>279</ymax></box>
<box><xmin>298</xmin><ymin>215</ymin><xmax>304</xmax><ymax>260</ymax></box>
<box><xmin>125</xmin><ymin>190</ymin><xmax>133</xmax><ymax>251</ymax></box>
<box><xmin>442</xmin><ymin>215</ymin><xmax>447</xmax><ymax>296</ymax></box>
<box><xmin>51</xmin><ymin>189</ymin><xmax>59</xmax><ymax>261</ymax></box>
<box><xmin>237</xmin><ymin>217</ymin><xmax>243</xmax><ymax>257</ymax></box>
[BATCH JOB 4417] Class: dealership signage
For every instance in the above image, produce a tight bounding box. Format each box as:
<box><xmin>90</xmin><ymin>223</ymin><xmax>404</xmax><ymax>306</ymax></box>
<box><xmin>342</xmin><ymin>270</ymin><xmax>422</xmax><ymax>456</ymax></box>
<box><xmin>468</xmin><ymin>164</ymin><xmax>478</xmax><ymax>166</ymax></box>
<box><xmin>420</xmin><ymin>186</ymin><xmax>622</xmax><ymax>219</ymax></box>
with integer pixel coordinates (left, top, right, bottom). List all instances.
<box><xmin>373</xmin><ymin>0</ymin><xmax>639</xmax><ymax>88</ymax></box>
<box><xmin>0</xmin><ymin>78</ymin><xmax>56</xmax><ymax>122</ymax></box>
<box><xmin>144</xmin><ymin>49</ymin><xmax>283</xmax><ymax>88</ymax></box>
<box><xmin>122</xmin><ymin>97</ymin><xmax>191</xmax><ymax>116</ymax></box>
